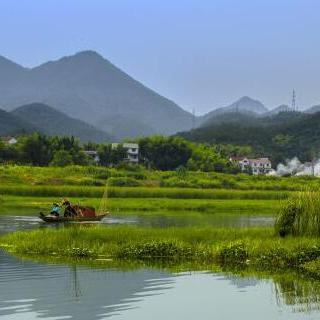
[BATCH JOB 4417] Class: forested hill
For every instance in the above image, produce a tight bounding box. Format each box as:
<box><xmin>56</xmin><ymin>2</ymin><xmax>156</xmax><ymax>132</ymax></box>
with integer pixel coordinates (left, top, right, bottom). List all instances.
<box><xmin>0</xmin><ymin>109</ymin><xmax>38</xmax><ymax>135</ymax></box>
<box><xmin>178</xmin><ymin>111</ymin><xmax>319</xmax><ymax>164</ymax></box>
<box><xmin>12</xmin><ymin>103</ymin><xmax>113</xmax><ymax>142</ymax></box>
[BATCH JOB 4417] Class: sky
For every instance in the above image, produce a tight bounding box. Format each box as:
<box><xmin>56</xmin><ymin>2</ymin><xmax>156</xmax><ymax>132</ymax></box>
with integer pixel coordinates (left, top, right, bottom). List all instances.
<box><xmin>0</xmin><ymin>0</ymin><xmax>320</xmax><ymax>114</ymax></box>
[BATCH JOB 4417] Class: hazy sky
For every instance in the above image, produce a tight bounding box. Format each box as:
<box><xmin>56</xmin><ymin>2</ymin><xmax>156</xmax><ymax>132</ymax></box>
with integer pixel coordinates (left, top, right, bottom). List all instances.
<box><xmin>1</xmin><ymin>0</ymin><xmax>319</xmax><ymax>114</ymax></box>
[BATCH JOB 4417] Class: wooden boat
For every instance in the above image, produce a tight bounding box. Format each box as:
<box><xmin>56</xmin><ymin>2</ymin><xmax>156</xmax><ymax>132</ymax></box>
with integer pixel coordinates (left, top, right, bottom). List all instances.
<box><xmin>40</xmin><ymin>186</ymin><xmax>110</xmax><ymax>223</ymax></box>
<box><xmin>39</xmin><ymin>212</ymin><xmax>108</xmax><ymax>223</ymax></box>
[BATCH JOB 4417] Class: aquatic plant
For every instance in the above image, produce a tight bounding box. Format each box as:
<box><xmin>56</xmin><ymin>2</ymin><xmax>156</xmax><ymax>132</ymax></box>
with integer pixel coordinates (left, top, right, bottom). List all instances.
<box><xmin>2</xmin><ymin>226</ymin><xmax>320</xmax><ymax>272</ymax></box>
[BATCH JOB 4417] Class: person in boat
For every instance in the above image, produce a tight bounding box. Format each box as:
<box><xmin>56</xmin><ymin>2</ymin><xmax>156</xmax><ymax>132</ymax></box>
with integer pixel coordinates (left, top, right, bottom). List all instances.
<box><xmin>50</xmin><ymin>203</ymin><xmax>61</xmax><ymax>217</ymax></box>
<box><xmin>62</xmin><ymin>199</ymin><xmax>77</xmax><ymax>217</ymax></box>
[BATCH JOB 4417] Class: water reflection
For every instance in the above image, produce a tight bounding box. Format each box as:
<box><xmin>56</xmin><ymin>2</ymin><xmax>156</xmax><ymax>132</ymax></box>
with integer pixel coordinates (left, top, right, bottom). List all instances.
<box><xmin>0</xmin><ymin>251</ymin><xmax>173</xmax><ymax>320</ymax></box>
<box><xmin>1</xmin><ymin>250</ymin><xmax>320</xmax><ymax>319</ymax></box>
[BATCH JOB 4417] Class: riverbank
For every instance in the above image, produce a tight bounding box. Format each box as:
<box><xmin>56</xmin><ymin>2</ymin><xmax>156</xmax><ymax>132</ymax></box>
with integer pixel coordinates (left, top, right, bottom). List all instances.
<box><xmin>2</xmin><ymin>226</ymin><xmax>320</xmax><ymax>275</ymax></box>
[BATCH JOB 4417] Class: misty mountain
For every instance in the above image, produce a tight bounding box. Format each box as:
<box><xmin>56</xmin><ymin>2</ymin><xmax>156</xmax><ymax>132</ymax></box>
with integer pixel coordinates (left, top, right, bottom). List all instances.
<box><xmin>199</xmin><ymin>96</ymin><xmax>268</xmax><ymax>125</ymax></box>
<box><xmin>305</xmin><ymin>105</ymin><xmax>320</xmax><ymax>114</ymax></box>
<box><xmin>0</xmin><ymin>109</ymin><xmax>38</xmax><ymax>136</ymax></box>
<box><xmin>0</xmin><ymin>51</ymin><xmax>193</xmax><ymax>139</ymax></box>
<box><xmin>12</xmin><ymin>103</ymin><xmax>113</xmax><ymax>142</ymax></box>
<box><xmin>200</xmin><ymin>111</ymin><xmax>258</xmax><ymax>128</ymax></box>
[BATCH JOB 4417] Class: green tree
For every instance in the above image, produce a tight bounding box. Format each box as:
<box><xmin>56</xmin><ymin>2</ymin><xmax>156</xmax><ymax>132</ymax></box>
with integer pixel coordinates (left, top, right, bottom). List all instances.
<box><xmin>50</xmin><ymin>150</ymin><xmax>74</xmax><ymax>167</ymax></box>
<box><xmin>98</xmin><ymin>144</ymin><xmax>127</xmax><ymax>166</ymax></box>
<box><xmin>139</xmin><ymin>136</ymin><xmax>192</xmax><ymax>170</ymax></box>
<box><xmin>0</xmin><ymin>141</ymin><xmax>19</xmax><ymax>163</ymax></box>
<box><xmin>18</xmin><ymin>133</ymin><xmax>52</xmax><ymax>166</ymax></box>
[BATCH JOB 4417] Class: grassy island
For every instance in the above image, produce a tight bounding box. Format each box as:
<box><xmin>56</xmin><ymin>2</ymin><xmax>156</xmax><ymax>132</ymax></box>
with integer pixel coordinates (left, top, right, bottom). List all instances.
<box><xmin>2</xmin><ymin>225</ymin><xmax>320</xmax><ymax>278</ymax></box>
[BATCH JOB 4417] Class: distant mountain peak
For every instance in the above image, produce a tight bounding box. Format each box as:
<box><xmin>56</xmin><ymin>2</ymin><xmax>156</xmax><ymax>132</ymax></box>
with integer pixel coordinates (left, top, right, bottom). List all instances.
<box><xmin>237</xmin><ymin>96</ymin><xmax>258</xmax><ymax>103</ymax></box>
<box><xmin>74</xmin><ymin>50</ymin><xmax>103</xmax><ymax>58</ymax></box>
<box><xmin>198</xmin><ymin>96</ymin><xmax>268</xmax><ymax>127</ymax></box>
<box><xmin>230</xmin><ymin>96</ymin><xmax>267</xmax><ymax>112</ymax></box>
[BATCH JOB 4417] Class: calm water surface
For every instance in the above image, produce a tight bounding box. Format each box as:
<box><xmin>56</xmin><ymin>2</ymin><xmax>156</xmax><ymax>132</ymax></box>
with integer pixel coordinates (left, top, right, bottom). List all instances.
<box><xmin>0</xmin><ymin>212</ymin><xmax>273</xmax><ymax>231</ymax></box>
<box><xmin>1</xmin><ymin>215</ymin><xmax>320</xmax><ymax>320</ymax></box>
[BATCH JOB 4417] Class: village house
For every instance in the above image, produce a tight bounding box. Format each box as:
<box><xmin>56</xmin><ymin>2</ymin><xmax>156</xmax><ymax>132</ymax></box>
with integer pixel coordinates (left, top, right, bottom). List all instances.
<box><xmin>230</xmin><ymin>156</ymin><xmax>272</xmax><ymax>175</ymax></box>
<box><xmin>1</xmin><ymin>136</ymin><xmax>18</xmax><ymax>145</ymax></box>
<box><xmin>112</xmin><ymin>143</ymin><xmax>139</xmax><ymax>164</ymax></box>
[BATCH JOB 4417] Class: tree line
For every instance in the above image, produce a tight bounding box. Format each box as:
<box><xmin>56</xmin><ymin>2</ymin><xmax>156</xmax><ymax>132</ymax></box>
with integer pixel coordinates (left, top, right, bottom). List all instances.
<box><xmin>0</xmin><ymin>133</ymin><xmax>241</xmax><ymax>172</ymax></box>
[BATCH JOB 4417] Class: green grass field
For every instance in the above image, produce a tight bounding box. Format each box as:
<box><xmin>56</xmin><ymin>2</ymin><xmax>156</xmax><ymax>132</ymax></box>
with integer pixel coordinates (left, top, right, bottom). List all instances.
<box><xmin>1</xmin><ymin>165</ymin><xmax>320</xmax><ymax>191</ymax></box>
<box><xmin>0</xmin><ymin>195</ymin><xmax>280</xmax><ymax>216</ymax></box>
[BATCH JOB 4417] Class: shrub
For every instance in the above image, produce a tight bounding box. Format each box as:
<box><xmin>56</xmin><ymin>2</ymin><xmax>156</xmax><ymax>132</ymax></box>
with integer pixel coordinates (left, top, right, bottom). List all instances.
<box><xmin>117</xmin><ymin>241</ymin><xmax>192</xmax><ymax>259</ymax></box>
<box><xmin>218</xmin><ymin>242</ymin><xmax>249</xmax><ymax>264</ymax></box>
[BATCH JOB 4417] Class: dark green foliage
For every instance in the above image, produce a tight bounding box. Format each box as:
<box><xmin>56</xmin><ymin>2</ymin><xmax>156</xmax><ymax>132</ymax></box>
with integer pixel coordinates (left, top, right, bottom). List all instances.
<box><xmin>50</xmin><ymin>150</ymin><xmax>74</xmax><ymax>167</ymax></box>
<box><xmin>0</xmin><ymin>133</ymin><xmax>92</xmax><ymax>166</ymax></box>
<box><xmin>139</xmin><ymin>136</ymin><xmax>192</xmax><ymax>170</ymax></box>
<box><xmin>179</xmin><ymin>111</ymin><xmax>320</xmax><ymax>164</ymax></box>
<box><xmin>19</xmin><ymin>133</ymin><xmax>53</xmax><ymax>166</ymax></box>
<box><xmin>98</xmin><ymin>144</ymin><xmax>127</xmax><ymax>166</ymax></box>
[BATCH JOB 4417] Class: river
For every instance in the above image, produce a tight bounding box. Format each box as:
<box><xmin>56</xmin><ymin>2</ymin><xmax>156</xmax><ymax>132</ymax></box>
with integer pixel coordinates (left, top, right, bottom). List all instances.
<box><xmin>0</xmin><ymin>215</ymin><xmax>320</xmax><ymax>320</ymax></box>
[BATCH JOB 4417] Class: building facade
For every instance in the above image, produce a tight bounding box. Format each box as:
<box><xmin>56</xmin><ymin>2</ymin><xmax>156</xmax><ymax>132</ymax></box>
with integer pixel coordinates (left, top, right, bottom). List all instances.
<box><xmin>230</xmin><ymin>156</ymin><xmax>272</xmax><ymax>175</ymax></box>
<box><xmin>112</xmin><ymin>143</ymin><xmax>139</xmax><ymax>164</ymax></box>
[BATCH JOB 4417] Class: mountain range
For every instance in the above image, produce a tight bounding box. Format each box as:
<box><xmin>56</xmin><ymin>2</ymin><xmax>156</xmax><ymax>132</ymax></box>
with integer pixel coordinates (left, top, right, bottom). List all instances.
<box><xmin>1</xmin><ymin>50</ymin><xmax>320</xmax><ymax>142</ymax></box>
<box><xmin>0</xmin><ymin>51</ymin><xmax>193</xmax><ymax>140</ymax></box>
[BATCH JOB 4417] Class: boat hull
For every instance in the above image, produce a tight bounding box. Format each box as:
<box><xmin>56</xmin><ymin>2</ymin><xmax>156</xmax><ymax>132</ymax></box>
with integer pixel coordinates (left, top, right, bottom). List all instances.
<box><xmin>39</xmin><ymin>213</ymin><xmax>108</xmax><ymax>223</ymax></box>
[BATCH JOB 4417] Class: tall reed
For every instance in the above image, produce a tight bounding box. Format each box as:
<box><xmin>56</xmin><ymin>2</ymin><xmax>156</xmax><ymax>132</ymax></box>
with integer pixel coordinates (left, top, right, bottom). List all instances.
<box><xmin>275</xmin><ymin>190</ymin><xmax>320</xmax><ymax>237</ymax></box>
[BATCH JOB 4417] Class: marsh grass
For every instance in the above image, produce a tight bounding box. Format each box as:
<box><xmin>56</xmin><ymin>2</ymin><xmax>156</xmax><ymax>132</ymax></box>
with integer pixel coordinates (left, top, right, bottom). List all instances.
<box><xmin>0</xmin><ymin>195</ymin><xmax>280</xmax><ymax>216</ymax></box>
<box><xmin>0</xmin><ymin>185</ymin><xmax>289</xmax><ymax>200</ymax></box>
<box><xmin>275</xmin><ymin>190</ymin><xmax>320</xmax><ymax>237</ymax></box>
<box><xmin>1</xmin><ymin>165</ymin><xmax>320</xmax><ymax>192</ymax></box>
<box><xmin>2</xmin><ymin>226</ymin><xmax>320</xmax><ymax>271</ymax></box>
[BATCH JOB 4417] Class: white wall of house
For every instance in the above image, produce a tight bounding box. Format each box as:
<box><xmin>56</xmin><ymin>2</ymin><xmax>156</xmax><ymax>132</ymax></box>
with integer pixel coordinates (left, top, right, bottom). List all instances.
<box><xmin>231</xmin><ymin>157</ymin><xmax>272</xmax><ymax>175</ymax></box>
<box><xmin>112</xmin><ymin>143</ymin><xmax>139</xmax><ymax>163</ymax></box>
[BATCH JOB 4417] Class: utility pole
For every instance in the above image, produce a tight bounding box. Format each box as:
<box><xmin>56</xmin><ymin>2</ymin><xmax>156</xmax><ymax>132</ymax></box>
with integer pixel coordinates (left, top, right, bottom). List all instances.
<box><xmin>291</xmin><ymin>89</ymin><xmax>296</xmax><ymax>112</ymax></box>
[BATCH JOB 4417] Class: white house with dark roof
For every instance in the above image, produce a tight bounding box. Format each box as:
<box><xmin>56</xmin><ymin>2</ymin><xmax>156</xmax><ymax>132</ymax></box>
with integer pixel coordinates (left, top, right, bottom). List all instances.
<box><xmin>2</xmin><ymin>136</ymin><xmax>18</xmax><ymax>145</ymax></box>
<box><xmin>230</xmin><ymin>156</ymin><xmax>272</xmax><ymax>175</ymax></box>
<box><xmin>112</xmin><ymin>143</ymin><xmax>139</xmax><ymax>164</ymax></box>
